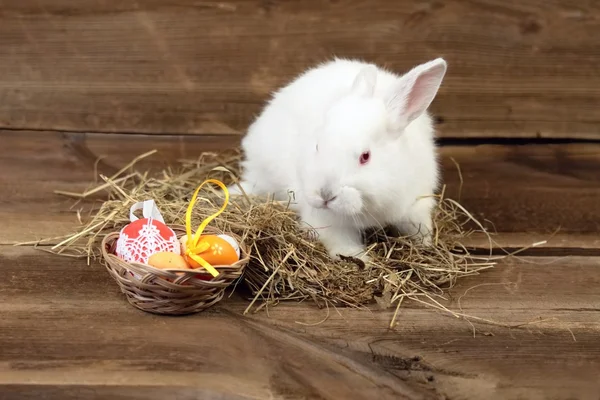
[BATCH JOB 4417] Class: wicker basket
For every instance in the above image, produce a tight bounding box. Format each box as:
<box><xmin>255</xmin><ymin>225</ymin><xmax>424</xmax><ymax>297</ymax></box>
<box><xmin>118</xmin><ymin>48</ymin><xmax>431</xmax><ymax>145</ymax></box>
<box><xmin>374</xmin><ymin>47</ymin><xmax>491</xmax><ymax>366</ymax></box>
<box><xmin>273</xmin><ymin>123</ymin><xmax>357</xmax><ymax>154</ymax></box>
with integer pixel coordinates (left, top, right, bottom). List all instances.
<box><xmin>101</xmin><ymin>225</ymin><xmax>250</xmax><ymax>315</ymax></box>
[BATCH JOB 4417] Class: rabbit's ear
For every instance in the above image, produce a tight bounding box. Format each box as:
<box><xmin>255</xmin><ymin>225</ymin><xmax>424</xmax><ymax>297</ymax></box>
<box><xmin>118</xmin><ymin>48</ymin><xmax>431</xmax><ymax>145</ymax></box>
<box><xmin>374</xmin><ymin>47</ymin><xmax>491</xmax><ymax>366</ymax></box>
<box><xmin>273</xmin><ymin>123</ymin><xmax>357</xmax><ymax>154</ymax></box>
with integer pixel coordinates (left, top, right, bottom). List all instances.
<box><xmin>351</xmin><ymin>65</ymin><xmax>378</xmax><ymax>98</ymax></box>
<box><xmin>386</xmin><ymin>58</ymin><xmax>447</xmax><ymax>128</ymax></box>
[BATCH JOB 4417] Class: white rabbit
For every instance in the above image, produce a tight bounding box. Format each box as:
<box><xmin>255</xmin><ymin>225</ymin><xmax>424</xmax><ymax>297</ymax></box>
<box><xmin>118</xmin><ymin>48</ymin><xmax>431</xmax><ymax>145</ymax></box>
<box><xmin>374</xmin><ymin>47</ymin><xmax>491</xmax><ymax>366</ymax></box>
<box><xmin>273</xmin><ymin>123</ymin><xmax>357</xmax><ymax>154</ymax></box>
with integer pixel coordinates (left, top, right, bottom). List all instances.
<box><xmin>230</xmin><ymin>57</ymin><xmax>447</xmax><ymax>261</ymax></box>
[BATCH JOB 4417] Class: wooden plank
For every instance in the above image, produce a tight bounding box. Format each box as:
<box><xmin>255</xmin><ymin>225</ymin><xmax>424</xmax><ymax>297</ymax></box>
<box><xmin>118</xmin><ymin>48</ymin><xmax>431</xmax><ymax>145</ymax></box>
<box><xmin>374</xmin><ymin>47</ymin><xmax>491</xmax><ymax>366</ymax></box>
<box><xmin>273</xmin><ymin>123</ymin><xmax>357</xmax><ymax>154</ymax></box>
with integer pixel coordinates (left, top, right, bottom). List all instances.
<box><xmin>0</xmin><ymin>131</ymin><xmax>239</xmax><ymax>244</ymax></box>
<box><xmin>4</xmin><ymin>246</ymin><xmax>598</xmax><ymax>312</ymax></box>
<box><xmin>440</xmin><ymin>143</ymin><xmax>600</xmax><ymax>237</ymax></box>
<box><xmin>464</xmin><ymin>232</ymin><xmax>600</xmax><ymax>255</ymax></box>
<box><xmin>0</xmin><ymin>0</ymin><xmax>599</xmax><ymax>138</ymax></box>
<box><xmin>0</xmin><ymin>386</ymin><xmax>252</xmax><ymax>400</ymax></box>
<box><xmin>2</xmin><ymin>245</ymin><xmax>599</xmax><ymax>399</ymax></box>
<box><xmin>2</xmin><ymin>130</ymin><xmax>600</xmax><ymax>250</ymax></box>
<box><xmin>0</xmin><ymin>245</ymin><xmax>428</xmax><ymax>400</ymax></box>
<box><xmin>236</xmin><ymin>255</ymin><xmax>600</xmax><ymax>400</ymax></box>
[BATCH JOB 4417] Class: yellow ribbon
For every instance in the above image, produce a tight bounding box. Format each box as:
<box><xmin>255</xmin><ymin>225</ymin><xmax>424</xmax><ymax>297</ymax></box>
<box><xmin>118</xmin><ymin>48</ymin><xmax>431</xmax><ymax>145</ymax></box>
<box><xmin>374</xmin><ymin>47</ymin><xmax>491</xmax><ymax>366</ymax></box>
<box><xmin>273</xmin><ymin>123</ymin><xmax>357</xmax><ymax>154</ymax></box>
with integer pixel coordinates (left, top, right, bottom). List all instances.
<box><xmin>184</xmin><ymin>179</ymin><xmax>229</xmax><ymax>278</ymax></box>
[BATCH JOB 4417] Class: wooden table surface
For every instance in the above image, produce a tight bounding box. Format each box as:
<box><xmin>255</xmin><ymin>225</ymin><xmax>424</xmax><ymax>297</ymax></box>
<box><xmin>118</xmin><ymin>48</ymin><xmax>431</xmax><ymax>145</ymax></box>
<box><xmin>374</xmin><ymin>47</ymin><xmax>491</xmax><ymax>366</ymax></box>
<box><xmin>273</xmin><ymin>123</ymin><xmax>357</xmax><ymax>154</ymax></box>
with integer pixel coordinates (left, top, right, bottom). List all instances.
<box><xmin>1</xmin><ymin>130</ymin><xmax>600</xmax><ymax>400</ymax></box>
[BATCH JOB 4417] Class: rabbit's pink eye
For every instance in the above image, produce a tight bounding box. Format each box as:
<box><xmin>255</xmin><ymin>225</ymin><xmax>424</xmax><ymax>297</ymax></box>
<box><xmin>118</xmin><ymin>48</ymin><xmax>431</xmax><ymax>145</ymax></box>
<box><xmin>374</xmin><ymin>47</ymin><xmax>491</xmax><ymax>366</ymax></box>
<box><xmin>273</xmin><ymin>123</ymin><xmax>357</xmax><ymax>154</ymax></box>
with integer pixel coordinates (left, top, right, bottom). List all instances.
<box><xmin>359</xmin><ymin>151</ymin><xmax>370</xmax><ymax>165</ymax></box>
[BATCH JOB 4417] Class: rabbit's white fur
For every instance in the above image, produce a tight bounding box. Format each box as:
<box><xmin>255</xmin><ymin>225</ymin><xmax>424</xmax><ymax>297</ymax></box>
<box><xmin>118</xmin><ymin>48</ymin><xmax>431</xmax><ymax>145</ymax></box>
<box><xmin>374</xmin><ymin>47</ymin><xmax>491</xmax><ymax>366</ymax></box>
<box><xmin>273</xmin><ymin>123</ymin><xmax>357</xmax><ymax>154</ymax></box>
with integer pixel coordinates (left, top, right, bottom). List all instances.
<box><xmin>231</xmin><ymin>58</ymin><xmax>447</xmax><ymax>261</ymax></box>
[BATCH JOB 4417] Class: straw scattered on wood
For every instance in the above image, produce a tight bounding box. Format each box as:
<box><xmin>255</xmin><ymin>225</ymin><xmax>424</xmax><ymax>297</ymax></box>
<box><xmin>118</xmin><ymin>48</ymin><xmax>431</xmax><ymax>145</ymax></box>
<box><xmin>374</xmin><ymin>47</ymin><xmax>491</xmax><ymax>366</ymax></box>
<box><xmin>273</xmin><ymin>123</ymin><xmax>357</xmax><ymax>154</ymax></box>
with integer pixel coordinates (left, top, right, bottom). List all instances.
<box><xmin>23</xmin><ymin>149</ymin><xmax>543</xmax><ymax>325</ymax></box>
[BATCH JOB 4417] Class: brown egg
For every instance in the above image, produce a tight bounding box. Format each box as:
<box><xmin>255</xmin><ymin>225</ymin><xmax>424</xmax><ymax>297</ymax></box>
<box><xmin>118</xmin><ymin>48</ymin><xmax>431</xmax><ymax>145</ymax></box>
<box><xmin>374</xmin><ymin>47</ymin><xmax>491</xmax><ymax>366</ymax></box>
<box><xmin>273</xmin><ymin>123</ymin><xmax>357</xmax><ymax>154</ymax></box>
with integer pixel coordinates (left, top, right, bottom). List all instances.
<box><xmin>147</xmin><ymin>251</ymin><xmax>190</xmax><ymax>270</ymax></box>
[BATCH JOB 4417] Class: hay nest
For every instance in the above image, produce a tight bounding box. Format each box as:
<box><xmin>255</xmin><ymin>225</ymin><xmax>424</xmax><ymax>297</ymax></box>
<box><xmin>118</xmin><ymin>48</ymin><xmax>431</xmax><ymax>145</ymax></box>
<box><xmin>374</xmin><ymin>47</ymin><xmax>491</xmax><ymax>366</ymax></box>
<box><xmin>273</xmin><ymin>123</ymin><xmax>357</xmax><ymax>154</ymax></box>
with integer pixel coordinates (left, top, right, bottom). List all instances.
<box><xmin>39</xmin><ymin>149</ymin><xmax>504</xmax><ymax>321</ymax></box>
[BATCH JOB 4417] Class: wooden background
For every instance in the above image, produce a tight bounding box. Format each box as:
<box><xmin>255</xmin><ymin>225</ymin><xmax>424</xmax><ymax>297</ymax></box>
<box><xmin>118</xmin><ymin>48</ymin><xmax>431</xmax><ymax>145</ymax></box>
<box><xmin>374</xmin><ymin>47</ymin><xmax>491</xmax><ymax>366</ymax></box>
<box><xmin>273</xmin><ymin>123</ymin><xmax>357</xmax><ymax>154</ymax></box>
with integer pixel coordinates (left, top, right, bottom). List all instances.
<box><xmin>0</xmin><ymin>0</ymin><xmax>599</xmax><ymax>138</ymax></box>
<box><xmin>1</xmin><ymin>1</ymin><xmax>600</xmax><ymax>399</ymax></box>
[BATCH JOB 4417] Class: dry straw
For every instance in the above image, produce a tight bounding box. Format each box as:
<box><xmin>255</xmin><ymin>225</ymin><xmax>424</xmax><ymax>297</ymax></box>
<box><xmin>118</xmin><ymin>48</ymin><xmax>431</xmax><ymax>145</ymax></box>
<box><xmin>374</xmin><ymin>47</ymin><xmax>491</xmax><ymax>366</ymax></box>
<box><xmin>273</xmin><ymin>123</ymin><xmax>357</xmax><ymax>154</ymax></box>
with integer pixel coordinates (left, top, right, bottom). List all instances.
<box><xmin>33</xmin><ymin>149</ymin><xmax>531</xmax><ymax>324</ymax></box>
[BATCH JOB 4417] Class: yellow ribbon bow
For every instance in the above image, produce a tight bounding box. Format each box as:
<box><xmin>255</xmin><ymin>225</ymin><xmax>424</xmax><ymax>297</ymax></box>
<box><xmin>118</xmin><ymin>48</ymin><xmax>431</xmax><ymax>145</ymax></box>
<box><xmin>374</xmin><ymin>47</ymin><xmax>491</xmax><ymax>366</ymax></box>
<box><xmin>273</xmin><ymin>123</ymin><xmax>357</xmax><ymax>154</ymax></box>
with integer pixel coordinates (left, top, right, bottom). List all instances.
<box><xmin>184</xmin><ymin>179</ymin><xmax>229</xmax><ymax>278</ymax></box>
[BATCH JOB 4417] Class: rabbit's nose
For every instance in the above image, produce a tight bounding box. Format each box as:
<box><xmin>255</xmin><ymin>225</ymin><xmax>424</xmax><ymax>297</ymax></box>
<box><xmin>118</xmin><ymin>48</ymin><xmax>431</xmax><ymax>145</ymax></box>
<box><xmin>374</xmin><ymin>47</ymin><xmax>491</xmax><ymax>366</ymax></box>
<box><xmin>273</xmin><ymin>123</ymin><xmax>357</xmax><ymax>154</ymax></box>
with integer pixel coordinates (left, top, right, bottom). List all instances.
<box><xmin>319</xmin><ymin>188</ymin><xmax>337</xmax><ymax>204</ymax></box>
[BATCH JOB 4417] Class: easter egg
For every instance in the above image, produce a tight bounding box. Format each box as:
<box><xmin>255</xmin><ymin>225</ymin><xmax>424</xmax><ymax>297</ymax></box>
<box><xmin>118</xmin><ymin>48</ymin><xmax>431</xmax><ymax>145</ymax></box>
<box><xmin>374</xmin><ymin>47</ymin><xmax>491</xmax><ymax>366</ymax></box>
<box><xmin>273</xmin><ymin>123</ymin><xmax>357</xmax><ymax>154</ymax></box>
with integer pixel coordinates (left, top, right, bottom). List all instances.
<box><xmin>217</xmin><ymin>235</ymin><xmax>241</xmax><ymax>258</ymax></box>
<box><xmin>115</xmin><ymin>217</ymin><xmax>180</xmax><ymax>264</ymax></box>
<box><xmin>148</xmin><ymin>251</ymin><xmax>190</xmax><ymax>270</ymax></box>
<box><xmin>179</xmin><ymin>234</ymin><xmax>189</xmax><ymax>255</ymax></box>
<box><xmin>180</xmin><ymin>234</ymin><xmax>240</xmax><ymax>269</ymax></box>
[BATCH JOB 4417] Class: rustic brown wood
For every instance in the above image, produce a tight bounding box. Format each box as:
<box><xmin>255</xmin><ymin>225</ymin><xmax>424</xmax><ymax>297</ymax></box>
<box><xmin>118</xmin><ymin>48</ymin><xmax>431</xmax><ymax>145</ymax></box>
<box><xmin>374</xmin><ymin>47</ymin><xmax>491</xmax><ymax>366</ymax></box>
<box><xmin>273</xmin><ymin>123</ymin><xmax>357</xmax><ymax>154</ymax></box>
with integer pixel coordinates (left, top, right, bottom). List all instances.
<box><xmin>0</xmin><ymin>1</ymin><xmax>599</xmax><ymax>138</ymax></box>
<box><xmin>238</xmin><ymin>254</ymin><xmax>600</xmax><ymax>400</ymax></box>
<box><xmin>0</xmin><ymin>386</ymin><xmax>251</xmax><ymax>400</ymax></box>
<box><xmin>440</xmin><ymin>143</ymin><xmax>600</xmax><ymax>237</ymax></box>
<box><xmin>0</xmin><ymin>245</ymin><xmax>427</xmax><ymax>400</ymax></box>
<box><xmin>2</xmin><ymin>130</ymin><xmax>600</xmax><ymax>250</ymax></box>
<box><xmin>2</xmin><ymin>245</ymin><xmax>599</xmax><ymax>399</ymax></box>
<box><xmin>0</xmin><ymin>131</ymin><xmax>240</xmax><ymax>244</ymax></box>
<box><xmin>462</xmin><ymin>232</ymin><xmax>600</xmax><ymax>253</ymax></box>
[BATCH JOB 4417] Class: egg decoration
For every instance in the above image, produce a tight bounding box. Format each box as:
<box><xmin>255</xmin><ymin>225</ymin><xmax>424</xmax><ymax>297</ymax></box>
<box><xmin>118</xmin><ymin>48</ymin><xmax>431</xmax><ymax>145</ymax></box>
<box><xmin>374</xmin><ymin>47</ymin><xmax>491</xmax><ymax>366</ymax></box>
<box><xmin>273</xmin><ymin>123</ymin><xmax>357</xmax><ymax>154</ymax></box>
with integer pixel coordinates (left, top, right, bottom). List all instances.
<box><xmin>180</xmin><ymin>234</ymin><xmax>240</xmax><ymax>269</ymax></box>
<box><xmin>148</xmin><ymin>251</ymin><xmax>190</xmax><ymax>270</ymax></box>
<box><xmin>115</xmin><ymin>217</ymin><xmax>180</xmax><ymax>264</ymax></box>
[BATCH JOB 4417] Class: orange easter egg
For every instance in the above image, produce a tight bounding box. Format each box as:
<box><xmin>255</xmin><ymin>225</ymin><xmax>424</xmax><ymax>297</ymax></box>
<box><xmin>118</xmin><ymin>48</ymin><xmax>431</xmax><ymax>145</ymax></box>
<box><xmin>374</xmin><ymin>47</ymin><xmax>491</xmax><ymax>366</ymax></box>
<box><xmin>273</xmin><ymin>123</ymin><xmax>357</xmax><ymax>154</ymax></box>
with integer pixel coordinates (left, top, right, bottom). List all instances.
<box><xmin>183</xmin><ymin>234</ymin><xmax>240</xmax><ymax>269</ymax></box>
<box><xmin>148</xmin><ymin>251</ymin><xmax>190</xmax><ymax>270</ymax></box>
